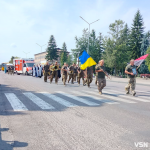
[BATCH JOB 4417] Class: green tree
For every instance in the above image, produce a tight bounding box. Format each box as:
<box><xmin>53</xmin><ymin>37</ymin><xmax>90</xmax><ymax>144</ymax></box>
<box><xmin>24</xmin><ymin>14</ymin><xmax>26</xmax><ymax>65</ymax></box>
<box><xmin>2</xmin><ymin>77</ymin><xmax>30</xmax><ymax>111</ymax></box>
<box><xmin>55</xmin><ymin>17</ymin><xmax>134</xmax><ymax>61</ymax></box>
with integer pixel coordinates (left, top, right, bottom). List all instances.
<box><xmin>145</xmin><ymin>47</ymin><xmax>150</xmax><ymax>72</ymax></box>
<box><xmin>45</xmin><ymin>35</ymin><xmax>58</xmax><ymax>63</ymax></box>
<box><xmin>140</xmin><ymin>33</ymin><xmax>149</xmax><ymax>55</ymax></box>
<box><xmin>138</xmin><ymin>33</ymin><xmax>150</xmax><ymax>74</ymax></box>
<box><xmin>9</xmin><ymin>56</ymin><xmax>19</xmax><ymax>63</ymax></box>
<box><xmin>129</xmin><ymin>10</ymin><xmax>144</xmax><ymax>59</ymax></box>
<box><xmin>73</xmin><ymin>29</ymin><xmax>103</xmax><ymax>66</ymax></box>
<box><xmin>67</xmin><ymin>54</ymin><xmax>73</xmax><ymax>66</ymax></box>
<box><xmin>73</xmin><ymin>29</ymin><xmax>89</xmax><ymax>56</ymax></box>
<box><xmin>102</xmin><ymin>20</ymin><xmax>130</xmax><ymax>75</ymax></box>
<box><xmin>89</xmin><ymin>30</ymin><xmax>103</xmax><ymax>63</ymax></box>
<box><xmin>60</xmin><ymin>42</ymin><xmax>68</xmax><ymax>66</ymax></box>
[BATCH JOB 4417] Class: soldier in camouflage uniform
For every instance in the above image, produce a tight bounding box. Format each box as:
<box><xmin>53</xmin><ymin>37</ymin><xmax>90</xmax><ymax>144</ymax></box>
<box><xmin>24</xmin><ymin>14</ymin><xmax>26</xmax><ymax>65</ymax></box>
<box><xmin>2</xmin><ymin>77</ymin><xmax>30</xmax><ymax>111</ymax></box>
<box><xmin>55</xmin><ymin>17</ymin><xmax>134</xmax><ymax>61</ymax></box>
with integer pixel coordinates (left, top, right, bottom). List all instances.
<box><xmin>77</xmin><ymin>67</ymin><xmax>85</xmax><ymax>86</ymax></box>
<box><xmin>50</xmin><ymin>61</ymin><xmax>59</xmax><ymax>84</ymax></box>
<box><xmin>125</xmin><ymin>59</ymin><xmax>137</xmax><ymax>96</ymax></box>
<box><xmin>85</xmin><ymin>66</ymin><xmax>93</xmax><ymax>88</ymax></box>
<box><xmin>73</xmin><ymin>64</ymin><xmax>78</xmax><ymax>82</ymax></box>
<box><xmin>43</xmin><ymin>62</ymin><xmax>49</xmax><ymax>82</ymax></box>
<box><xmin>61</xmin><ymin>62</ymin><xmax>68</xmax><ymax>85</ymax></box>
<box><xmin>95</xmin><ymin>60</ymin><xmax>106</xmax><ymax>94</ymax></box>
<box><xmin>68</xmin><ymin>63</ymin><xmax>75</xmax><ymax>84</ymax></box>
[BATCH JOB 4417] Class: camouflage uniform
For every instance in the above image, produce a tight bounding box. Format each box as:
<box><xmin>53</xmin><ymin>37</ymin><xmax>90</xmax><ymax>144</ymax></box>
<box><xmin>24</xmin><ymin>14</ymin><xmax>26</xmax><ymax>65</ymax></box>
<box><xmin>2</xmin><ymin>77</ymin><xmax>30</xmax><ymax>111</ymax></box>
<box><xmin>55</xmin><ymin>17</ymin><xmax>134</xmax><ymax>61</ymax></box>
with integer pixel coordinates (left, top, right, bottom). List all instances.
<box><xmin>85</xmin><ymin>67</ymin><xmax>93</xmax><ymax>87</ymax></box>
<box><xmin>50</xmin><ymin>65</ymin><xmax>59</xmax><ymax>84</ymax></box>
<box><xmin>68</xmin><ymin>65</ymin><xmax>74</xmax><ymax>84</ymax></box>
<box><xmin>95</xmin><ymin>64</ymin><xmax>106</xmax><ymax>92</ymax></box>
<box><xmin>44</xmin><ymin>65</ymin><xmax>49</xmax><ymax>82</ymax></box>
<box><xmin>77</xmin><ymin>67</ymin><xmax>85</xmax><ymax>85</ymax></box>
<box><xmin>62</xmin><ymin>65</ymin><xmax>68</xmax><ymax>85</ymax></box>
<box><xmin>73</xmin><ymin>66</ymin><xmax>78</xmax><ymax>81</ymax></box>
<box><xmin>125</xmin><ymin>64</ymin><xmax>136</xmax><ymax>94</ymax></box>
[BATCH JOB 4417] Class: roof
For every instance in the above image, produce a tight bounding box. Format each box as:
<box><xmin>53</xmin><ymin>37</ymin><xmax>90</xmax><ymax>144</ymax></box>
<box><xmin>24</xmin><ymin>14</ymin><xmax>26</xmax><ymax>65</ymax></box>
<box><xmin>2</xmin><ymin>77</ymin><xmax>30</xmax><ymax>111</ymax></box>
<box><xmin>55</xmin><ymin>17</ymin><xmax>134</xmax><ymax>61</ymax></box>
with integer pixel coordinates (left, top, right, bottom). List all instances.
<box><xmin>34</xmin><ymin>48</ymin><xmax>70</xmax><ymax>56</ymax></box>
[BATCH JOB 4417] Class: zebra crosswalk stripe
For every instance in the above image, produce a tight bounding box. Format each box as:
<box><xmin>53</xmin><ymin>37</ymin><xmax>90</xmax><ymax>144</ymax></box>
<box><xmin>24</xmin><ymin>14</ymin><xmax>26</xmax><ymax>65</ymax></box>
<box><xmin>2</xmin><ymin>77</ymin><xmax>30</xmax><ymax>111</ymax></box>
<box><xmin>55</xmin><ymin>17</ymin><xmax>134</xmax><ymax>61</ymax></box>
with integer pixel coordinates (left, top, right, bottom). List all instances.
<box><xmin>56</xmin><ymin>91</ymin><xmax>99</xmax><ymax>106</ymax></box>
<box><xmin>70</xmin><ymin>91</ymin><xmax>119</xmax><ymax>105</ymax></box>
<box><xmin>82</xmin><ymin>90</ymin><xmax>136</xmax><ymax>104</ymax></box>
<box><xmin>41</xmin><ymin>92</ymin><xmax>77</xmax><ymax>107</ymax></box>
<box><xmin>4</xmin><ymin>93</ymin><xmax>28</xmax><ymax>111</ymax></box>
<box><xmin>102</xmin><ymin>90</ymin><xmax>150</xmax><ymax>102</ymax></box>
<box><xmin>23</xmin><ymin>92</ymin><xmax>55</xmax><ymax>110</ymax></box>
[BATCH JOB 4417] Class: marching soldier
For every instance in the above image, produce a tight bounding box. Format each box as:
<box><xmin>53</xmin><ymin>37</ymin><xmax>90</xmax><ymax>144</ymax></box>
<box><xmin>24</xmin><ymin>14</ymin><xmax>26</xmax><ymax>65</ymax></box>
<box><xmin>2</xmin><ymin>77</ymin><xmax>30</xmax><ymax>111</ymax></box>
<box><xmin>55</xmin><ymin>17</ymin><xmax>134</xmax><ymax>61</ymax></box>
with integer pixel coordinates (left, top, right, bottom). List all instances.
<box><xmin>77</xmin><ymin>66</ymin><xmax>85</xmax><ymax>86</ymax></box>
<box><xmin>50</xmin><ymin>61</ymin><xmax>59</xmax><ymax>84</ymax></box>
<box><xmin>68</xmin><ymin>63</ymin><xmax>75</xmax><ymax>84</ymax></box>
<box><xmin>95</xmin><ymin>60</ymin><xmax>106</xmax><ymax>94</ymax></box>
<box><xmin>62</xmin><ymin>62</ymin><xmax>68</xmax><ymax>85</ymax></box>
<box><xmin>48</xmin><ymin>64</ymin><xmax>53</xmax><ymax>80</ymax></box>
<box><xmin>43</xmin><ymin>62</ymin><xmax>49</xmax><ymax>82</ymax></box>
<box><xmin>73</xmin><ymin>64</ymin><xmax>78</xmax><ymax>82</ymax></box>
<box><xmin>125</xmin><ymin>59</ymin><xmax>137</xmax><ymax>96</ymax></box>
<box><xmin>84</xmin><ymin>66</ymin><xmax>93</xmax><ymax>88</ymax></box>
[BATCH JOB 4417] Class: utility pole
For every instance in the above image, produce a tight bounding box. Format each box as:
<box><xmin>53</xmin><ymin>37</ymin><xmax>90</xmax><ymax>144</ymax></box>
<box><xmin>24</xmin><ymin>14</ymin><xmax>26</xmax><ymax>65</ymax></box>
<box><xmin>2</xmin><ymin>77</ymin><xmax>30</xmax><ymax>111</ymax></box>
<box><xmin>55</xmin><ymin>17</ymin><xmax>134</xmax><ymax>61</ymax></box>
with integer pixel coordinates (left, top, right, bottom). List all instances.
<box><xmin>36</xmin><ymin>43</ymin><xmax>46</xmax><ymax>63</ymax></box>
<box><xmin>23</xmin><ymin>51</ymin><xmax>30</xmax><ymax>59</ymax></box>
<box><xmin>80</xmin><ymin>16</ymin><xmax>99</xmax><ymax>54</ymax></box>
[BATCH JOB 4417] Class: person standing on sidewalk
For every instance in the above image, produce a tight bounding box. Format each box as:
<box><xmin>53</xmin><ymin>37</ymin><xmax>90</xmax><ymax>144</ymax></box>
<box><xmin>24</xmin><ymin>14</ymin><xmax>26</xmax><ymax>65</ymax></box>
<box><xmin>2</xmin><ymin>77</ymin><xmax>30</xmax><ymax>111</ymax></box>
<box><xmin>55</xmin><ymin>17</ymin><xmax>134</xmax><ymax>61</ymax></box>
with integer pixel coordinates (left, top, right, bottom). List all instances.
<box><xmin>125</xmin><ymin>59</ymin><xmax>137</xmax><ymax>96</ymax></box>
<box><xmin>95</xmin><ymin>60</ymin><xmax>106</xmax><ymax>94</ymax></box>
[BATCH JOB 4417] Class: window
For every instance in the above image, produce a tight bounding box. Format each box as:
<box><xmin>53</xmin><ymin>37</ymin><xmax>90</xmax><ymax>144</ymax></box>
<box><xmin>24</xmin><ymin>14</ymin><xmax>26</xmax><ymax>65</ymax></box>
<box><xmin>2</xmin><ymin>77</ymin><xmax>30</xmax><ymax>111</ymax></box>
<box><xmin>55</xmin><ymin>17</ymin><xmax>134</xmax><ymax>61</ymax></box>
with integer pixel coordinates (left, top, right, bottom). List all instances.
<box><xmin>26</xmin><ymin>63</ymin><xmax>34</xmax><ymax>67</ymax></box>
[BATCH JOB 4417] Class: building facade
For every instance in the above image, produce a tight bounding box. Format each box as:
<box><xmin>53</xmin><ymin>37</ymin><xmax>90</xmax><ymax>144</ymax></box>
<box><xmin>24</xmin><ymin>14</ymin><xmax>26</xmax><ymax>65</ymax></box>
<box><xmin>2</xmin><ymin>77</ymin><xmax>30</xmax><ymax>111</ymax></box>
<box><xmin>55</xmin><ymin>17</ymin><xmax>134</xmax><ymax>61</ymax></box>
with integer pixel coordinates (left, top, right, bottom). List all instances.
<box><xmin>34</xmin><ymin>48</ymin><xmax>69</xmax><ymax>65</ymax></box>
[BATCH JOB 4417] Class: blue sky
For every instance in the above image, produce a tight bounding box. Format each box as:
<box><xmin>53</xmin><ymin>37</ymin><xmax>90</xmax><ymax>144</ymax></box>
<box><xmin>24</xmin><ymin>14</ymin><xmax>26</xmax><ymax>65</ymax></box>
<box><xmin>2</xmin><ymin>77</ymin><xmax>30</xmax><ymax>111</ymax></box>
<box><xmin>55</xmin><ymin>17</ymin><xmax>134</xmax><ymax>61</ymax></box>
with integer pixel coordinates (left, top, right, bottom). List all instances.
<box><xmin>0</xmin><ymin>0</ymin><xmax>150</xmax><ymax>63</ymax></box>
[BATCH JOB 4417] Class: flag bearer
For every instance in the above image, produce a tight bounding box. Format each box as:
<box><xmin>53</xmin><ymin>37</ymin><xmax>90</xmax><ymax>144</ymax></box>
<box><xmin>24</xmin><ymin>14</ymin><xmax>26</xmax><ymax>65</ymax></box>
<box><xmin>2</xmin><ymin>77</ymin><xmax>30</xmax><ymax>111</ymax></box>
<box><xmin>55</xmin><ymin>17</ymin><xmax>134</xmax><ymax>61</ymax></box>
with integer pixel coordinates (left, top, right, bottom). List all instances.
<box><xmin>125</xmin><ymin>59</ymin><xmax>137</xmax><ymax>96</ymax></box>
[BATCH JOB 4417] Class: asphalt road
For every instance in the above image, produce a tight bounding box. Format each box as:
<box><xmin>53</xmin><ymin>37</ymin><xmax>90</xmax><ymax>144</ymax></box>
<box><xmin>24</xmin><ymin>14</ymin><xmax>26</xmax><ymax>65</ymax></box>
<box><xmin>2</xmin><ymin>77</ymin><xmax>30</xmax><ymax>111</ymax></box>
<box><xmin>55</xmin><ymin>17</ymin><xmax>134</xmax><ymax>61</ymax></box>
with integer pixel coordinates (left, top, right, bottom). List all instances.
<box><xmin>0</xmin><ymin>71</ymin><xmax>150</xmax><ymax>150</ymax></box>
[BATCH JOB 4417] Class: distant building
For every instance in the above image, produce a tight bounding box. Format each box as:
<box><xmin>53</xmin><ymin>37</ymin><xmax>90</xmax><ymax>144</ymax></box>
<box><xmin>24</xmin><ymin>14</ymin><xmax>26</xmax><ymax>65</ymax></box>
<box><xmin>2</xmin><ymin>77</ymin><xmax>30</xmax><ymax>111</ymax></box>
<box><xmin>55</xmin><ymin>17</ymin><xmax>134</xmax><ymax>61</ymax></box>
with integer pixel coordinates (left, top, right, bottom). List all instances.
<box><xmin>34</xmin><ymin>48</ymin><xmax>69</xmax><ymax>65</ymax></box>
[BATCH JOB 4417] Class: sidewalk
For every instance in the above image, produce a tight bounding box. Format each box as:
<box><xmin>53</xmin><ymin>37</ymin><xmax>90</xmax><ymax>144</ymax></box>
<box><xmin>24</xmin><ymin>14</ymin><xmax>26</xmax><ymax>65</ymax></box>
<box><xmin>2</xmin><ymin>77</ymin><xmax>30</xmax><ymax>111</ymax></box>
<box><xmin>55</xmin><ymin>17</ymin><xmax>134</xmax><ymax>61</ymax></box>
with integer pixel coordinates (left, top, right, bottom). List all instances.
<box><xmin>107</xmin><ymin>76</ymin><xmax>150</xmax><ymax>86</ymax></box>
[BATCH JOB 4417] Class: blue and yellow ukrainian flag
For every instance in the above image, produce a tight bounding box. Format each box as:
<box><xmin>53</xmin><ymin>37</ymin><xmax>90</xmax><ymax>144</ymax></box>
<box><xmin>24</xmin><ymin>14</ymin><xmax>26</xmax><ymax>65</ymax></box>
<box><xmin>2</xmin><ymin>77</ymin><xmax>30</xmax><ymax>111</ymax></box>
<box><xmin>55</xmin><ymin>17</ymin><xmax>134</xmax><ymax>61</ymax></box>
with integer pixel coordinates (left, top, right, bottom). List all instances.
<box><xmin>79</xmin><ymin>50</ymin><xmax>97</xmax><ymax>70</ymax></box>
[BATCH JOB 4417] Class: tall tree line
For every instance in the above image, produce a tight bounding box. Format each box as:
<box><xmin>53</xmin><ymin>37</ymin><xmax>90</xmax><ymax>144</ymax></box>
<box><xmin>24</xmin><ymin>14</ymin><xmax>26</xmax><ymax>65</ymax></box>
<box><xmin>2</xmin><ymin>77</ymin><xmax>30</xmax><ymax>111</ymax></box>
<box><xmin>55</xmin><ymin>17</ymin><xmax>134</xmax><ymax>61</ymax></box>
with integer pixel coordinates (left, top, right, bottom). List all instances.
<box><xmin>45</xmin><ymin>35</ymin><xmax>72</xmax><ymax>66</ymax></box>
<box><xmin>73</xmin><ymin>10</ymin><xmax>150</xmax><ymax>74</ymax></box>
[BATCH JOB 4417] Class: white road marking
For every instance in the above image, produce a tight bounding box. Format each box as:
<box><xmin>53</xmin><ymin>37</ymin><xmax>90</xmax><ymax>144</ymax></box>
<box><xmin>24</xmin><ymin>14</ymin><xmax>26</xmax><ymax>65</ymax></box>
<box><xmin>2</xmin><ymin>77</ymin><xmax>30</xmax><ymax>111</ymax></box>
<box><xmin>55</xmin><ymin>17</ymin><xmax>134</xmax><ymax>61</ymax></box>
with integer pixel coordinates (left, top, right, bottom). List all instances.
<box><xmin>41</xmin><ymin>92</ymin><xmax>77</xmax><ymax>107</ymax></box>
<box><xmin>136</xmin><ymin>90</ymin><xmax>150</xmax><ymax>94</ymax></box>
<box><xmin>70</xmin><ymin>91</ymin><xmax>119</xmax><ymax>105</ymax></box>
<box><xmin>82</xmin><ymin>90</ymin><xmax>136</xmax><ymax>104</ymax></box>
<box><xmin>56</xmin><ymin>91</ymin><xmax>99</xmax><ymax>106</ymax></box>
<box><xmin>23</xmin><ymin>92</ymin><xmax>55</xmax><ymax>110</ymax></box>
<box><xmin>102</xmin><ymin>90</ymin><xmax>150</xmax><ymax>102</ymax></box>
<box><xmin>5</xmin><ymin>93</ymin><xmax>28</xmax><ymax>111</ymax></box>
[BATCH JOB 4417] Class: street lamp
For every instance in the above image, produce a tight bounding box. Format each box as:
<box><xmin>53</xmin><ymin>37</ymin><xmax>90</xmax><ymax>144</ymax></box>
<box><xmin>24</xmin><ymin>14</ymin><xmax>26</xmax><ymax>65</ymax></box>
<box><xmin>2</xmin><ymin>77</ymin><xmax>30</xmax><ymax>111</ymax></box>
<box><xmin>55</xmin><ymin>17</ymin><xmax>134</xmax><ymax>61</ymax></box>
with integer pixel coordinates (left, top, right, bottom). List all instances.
<box><xmin>36</xmin><ymin>43</ymin><xmax>46</xmax><ymax>63</ymax></box>
<box><xmin>80</xmin><ymin>16</ymin><xmax>99</xmax><ymax>54</ymax></box>
<box><xmin>23</xmin><ymin>51</ymin><xmax>30</xmax><ymax>59</ymax></box>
